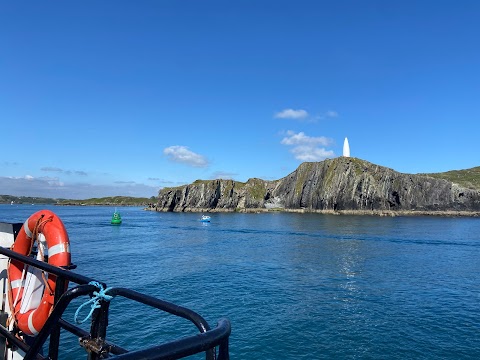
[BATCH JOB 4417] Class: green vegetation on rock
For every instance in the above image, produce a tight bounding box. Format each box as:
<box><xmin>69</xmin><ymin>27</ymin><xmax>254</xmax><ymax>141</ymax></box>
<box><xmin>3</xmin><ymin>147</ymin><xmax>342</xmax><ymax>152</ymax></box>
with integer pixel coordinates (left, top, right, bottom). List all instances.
<box><xmin>247</xmin><ymin>178</ymin><xmax>267</xmax><ymax>200</ymax></box>
<box><xmin>421</xmin><ymin>167</ymin><xmax>480</xmax><ymax>191</ymax></box>
<box><xmin>295</xmin><ymin>163</ymin><xmax>312</xmax><ymax>195</ymax></box>
<box><xmin>0</xmin><ymin>195</ymin><xmax>60</xmax><ymax>205</ymax></box>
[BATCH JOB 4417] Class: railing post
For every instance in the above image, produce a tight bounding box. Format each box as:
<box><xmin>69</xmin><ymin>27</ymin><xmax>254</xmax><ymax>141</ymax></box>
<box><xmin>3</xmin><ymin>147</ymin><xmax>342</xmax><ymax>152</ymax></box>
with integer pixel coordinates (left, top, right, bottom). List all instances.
<box><xmin>217</xmin><ymin>337</ymin><xmax>230</xmax><ymax>360</ymax></box>
<box><xmin>206</xmin><ymin>347</ymin><xmax>215</xmax><ymax>360</ymax></box>
<box><xmin>85</xmin><ymin>300</ymin><xmax>110</xmax><ymax>360</ymax></box>
<box><xmin>48</xmin><ymin>275</ymin><xmax>67</xmax><ymax>360</ymax></box>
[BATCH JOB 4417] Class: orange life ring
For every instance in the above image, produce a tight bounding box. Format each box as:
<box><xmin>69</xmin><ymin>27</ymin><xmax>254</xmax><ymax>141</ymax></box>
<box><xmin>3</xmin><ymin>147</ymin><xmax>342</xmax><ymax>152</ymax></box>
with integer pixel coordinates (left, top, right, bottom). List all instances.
<box><xmin>8</xmin><ymin>210</ymin><xmax>71</xmax><ymax>336</ymax></box>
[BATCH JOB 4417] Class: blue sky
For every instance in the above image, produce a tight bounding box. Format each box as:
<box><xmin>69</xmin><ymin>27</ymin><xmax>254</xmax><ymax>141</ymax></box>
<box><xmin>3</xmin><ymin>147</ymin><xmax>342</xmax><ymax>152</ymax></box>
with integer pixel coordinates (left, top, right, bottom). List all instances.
<box><xmin>1</xmin><ymin>1</ymin><xmax>479</xmax><ymax>199</ymax></box>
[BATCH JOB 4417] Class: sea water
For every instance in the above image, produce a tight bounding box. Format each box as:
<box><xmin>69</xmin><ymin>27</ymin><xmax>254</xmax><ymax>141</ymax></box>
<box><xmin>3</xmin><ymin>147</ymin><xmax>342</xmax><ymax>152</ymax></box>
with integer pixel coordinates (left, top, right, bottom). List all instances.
<box><xmin>0</xmin><ymin>205</ymin><xmax>479</xmax><ymax>359</ymax></box>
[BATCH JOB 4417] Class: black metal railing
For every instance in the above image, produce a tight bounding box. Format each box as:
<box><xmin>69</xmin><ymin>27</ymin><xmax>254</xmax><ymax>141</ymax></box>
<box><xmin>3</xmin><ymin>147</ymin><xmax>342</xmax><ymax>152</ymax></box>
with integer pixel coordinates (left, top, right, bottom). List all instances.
<box><xmin>0</xmin><ymin>246</ymin><xmax>230</xmax><ymax>360</ymax></box>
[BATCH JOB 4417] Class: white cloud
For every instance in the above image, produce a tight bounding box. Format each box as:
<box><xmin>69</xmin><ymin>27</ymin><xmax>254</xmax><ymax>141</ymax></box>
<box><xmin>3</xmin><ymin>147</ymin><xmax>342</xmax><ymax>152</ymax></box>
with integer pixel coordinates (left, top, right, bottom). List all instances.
<box><xmin>281</xmin><ymin>131</ymin><xmax>332</xmax><ymax>146</ymax></box>
<box><xmin>275</xmin><ymin>108</ymin><xmax>339</xmax><ymax>122</ymax></box>
<box><xmin>281</xmin><ymin>131</ymin><xmax>335</xmax><ymax>161</ymax></box>
<box><xmin>163</xmin><ymin>146</ymin><xmax>209</xmax><ymax>168</ymax></box>
<box><xmin>274</xmin><ymin>109</ymin><xmax>309</xmax><ymax>119</ymax></box>
<box><xmin>291</xmin><ymin>146</ymin><xmax>335</xmax><ymax>161</ymax></box>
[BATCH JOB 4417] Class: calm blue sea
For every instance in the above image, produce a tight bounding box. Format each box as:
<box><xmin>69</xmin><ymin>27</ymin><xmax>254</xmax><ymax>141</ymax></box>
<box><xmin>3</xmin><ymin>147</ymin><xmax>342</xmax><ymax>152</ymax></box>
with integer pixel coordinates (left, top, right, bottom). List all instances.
<box><xmin>1</xmin><ymin>205</ymin><xmax>480</xmax><ymax>359</ymax></box>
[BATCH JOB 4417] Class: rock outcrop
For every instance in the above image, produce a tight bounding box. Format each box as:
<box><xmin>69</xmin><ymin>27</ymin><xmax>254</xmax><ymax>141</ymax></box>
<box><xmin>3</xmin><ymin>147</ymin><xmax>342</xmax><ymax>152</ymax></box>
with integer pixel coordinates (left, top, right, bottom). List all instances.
<box><xmin>154</xmin><ymin>158</ymin><xmax>480</xmax><ymax>213</ymax></box>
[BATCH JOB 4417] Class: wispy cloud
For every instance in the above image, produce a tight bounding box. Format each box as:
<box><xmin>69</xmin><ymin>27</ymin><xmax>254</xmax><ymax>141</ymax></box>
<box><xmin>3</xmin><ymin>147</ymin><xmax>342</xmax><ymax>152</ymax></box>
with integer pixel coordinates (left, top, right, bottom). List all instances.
<box><xmin>0</xmin><ymin>176</ymin><xmax>158</xmax><ymax>199</ymax></box>
<box><xmin>40</xmin><ymin>167</ymin><xmax>63</xmax><ymax>172</ymax></box>
<box><xmin>2</xmin><ymin>161</ymin><xmax>19</xmax><ymax>166</ymax></box>
<box><xmin>312</xmin><ymin>110</ymin><xmax>339</xmax><ymax>121</ymax></box>
<box><xmin>210</xmin><ymin>171</ymin><xmax>238</xmax><ymax>180</ymax></box>
<box><xmin>274</xmin><ymin>109</ymin><xmax>309</xmax><ymax>120</ymax></box>
<box><xmin>281</xmin><ymin>130</ymin><xmax>335</xmax><ymax>161</ymax></box>
<box><xmin>147</xmin><ymin>177</ymin><xmax>177</xmax><ymax>184</ymax></box>
<box><xmin>63</xmin><ymin>170</ymin><xmax>88</xmax><ymax>176</ymax></box>
<box><xmin>41</xmin><ymin>167</ymin><xmax>88</xmax><ymax>176</ymax></box>
<box><xmin>275</xmin><ymin>108</ymin><xmax>339</xmax><ymax>122</ymax></box>
<box><xmin>325</xmin><ymin>110</ymin><xmax>338</xmax><ymax>118</ymax></box>
<box><xmin>163</xmin><ymin>146</ymin><xmax>209</xmax><ymax>168</ymax></box>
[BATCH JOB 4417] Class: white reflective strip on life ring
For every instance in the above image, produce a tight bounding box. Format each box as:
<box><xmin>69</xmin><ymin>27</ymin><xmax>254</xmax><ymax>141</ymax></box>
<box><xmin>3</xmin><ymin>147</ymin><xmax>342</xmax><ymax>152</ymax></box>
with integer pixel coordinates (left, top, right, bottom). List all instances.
<box><xmin>28</xmin><ymin>311</ymin><xmax>39</xmax><ymax>335</ymax></box>
<box><xmin>10</xmin><ymin>279</ymin><xmax>24</xmax><ymax>289</ymax></box>
<box><xmin>23</xmin><ymin>219</ymin><xmax>32</xmax><ymax>238</ymax></box>
<box><xmin>48</xmin><ymin>243</ymin><xmax>70</xmax><ymax>257</ymax></box>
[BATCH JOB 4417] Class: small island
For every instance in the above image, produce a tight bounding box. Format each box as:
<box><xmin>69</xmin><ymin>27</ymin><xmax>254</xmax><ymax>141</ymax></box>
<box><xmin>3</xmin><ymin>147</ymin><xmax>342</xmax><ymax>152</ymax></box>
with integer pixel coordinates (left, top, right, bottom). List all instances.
<box><xmin>150</xmin><ymin>158</ymin><xmax>480</xmax><ymax>216</ymax></box>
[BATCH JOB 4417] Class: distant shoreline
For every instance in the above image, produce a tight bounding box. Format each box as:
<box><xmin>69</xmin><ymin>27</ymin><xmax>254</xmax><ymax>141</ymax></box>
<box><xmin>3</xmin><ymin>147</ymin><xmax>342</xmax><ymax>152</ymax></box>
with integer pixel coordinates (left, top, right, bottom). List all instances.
<box><xmin>1</xmin><ymin>195</ymin><xmax>155</xmax><ymax>207</ymax></box>
<box><xmin>3</xmin><ymin>203</ymin><xmax>147</xmax><ymax>207</ymax></box>
<box><xmin>57</xmin><ymin>203</ymin><xmax>148</xmax><ymax>207</ymax></box>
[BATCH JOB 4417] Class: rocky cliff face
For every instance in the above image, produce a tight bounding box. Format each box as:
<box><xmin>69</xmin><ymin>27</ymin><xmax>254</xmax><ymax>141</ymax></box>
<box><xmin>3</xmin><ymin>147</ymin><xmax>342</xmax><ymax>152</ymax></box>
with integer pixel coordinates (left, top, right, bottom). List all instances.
<box><xmin>155</xmin><ymin>158</ymin><xmax>480</xmax><ymax>213</ymax></box>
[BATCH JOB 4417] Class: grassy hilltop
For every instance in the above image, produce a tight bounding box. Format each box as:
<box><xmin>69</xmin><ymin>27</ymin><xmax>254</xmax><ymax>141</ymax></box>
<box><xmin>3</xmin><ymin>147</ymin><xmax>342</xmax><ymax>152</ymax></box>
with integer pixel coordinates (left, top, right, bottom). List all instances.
<box><xmin>421</xmin><ymin>167</ymin><xmax>480</xmax><ymax>191</ymax></box>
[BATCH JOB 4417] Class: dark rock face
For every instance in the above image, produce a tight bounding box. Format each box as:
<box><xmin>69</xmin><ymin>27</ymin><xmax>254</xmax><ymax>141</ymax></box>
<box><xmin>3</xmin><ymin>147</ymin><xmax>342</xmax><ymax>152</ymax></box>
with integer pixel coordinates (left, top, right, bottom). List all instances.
<box><xmin>155</xmin><ymin>158</ymin><xmax>480</xmax><ymax>212</ymax></box>
<box><xmin>156</xmin><ymin>179</ymin><xmax>276</xmax><ymax>212</ymax></box>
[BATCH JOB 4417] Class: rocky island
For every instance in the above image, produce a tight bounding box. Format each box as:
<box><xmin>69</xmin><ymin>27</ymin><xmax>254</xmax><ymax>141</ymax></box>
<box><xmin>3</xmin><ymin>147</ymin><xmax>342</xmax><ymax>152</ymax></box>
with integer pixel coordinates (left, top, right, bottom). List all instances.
<box><xmin>151</xmin><ymin>158</ymin><xmax>480</xmax><ymax>216</ymax></box>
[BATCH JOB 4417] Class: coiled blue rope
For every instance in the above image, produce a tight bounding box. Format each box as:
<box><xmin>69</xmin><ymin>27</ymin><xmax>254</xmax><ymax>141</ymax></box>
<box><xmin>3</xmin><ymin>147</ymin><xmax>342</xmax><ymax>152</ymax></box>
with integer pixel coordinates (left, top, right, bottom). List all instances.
<box><xmin>74</xmin><ymin>281</ymin><xmax>113</xmax><ymax>324</ymax></box>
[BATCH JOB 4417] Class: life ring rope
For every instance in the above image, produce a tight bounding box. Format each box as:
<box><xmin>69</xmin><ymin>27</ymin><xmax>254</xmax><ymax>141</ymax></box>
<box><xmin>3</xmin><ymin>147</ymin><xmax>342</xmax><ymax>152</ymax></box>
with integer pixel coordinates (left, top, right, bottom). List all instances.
<box><xmin>10</xmin><ymin>214</ymin><xmax>51</xmax><ymax>312</ymax></box>
<box><xmin>9</xmin><ymin>265</ymin><xmax>27</xmax><ymax>321</ymax></box>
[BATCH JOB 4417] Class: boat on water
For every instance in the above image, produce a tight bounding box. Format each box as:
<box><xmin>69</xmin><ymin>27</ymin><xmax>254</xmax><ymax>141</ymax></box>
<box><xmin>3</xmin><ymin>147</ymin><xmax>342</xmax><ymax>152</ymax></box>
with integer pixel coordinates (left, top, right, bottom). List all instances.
<box><xmin>200</xmin><ymin>215</ymin><xmax>211</xmax><ymax>222</ymax></box>
<box><xmin>111</xmin><ymin>210</ymin><xmax>122</xmax><ymax>225</ymax></box>
<box><xmin>0</xmin><ymin>209</ymin><xmax>230</xmax><ymax>360</ymax></box>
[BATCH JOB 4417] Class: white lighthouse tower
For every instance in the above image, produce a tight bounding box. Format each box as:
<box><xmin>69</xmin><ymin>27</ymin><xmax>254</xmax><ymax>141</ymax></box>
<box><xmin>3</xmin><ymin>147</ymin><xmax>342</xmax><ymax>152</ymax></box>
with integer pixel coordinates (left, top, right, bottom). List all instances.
<box><xmin>343</xmin><ymin>137</ymin><xmax>350</xmax><ymax>157</ymax></box>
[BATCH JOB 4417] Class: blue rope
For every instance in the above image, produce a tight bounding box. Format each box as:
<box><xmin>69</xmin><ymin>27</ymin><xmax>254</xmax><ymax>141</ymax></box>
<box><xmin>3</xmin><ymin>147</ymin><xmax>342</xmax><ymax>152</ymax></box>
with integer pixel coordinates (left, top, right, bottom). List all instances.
<box><xmin>74</xmin><ymin>281</ymin><xmax>113</xmax><ymax>324</ymax></box>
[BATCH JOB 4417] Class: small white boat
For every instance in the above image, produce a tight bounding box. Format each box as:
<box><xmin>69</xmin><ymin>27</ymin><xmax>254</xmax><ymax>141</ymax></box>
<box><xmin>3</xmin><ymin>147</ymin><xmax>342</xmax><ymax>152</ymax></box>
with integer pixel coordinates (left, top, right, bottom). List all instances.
<box><xmin>200</xmin><ymin>215</ymin><xmax>211</xmax><ymax>222</ymax></box>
